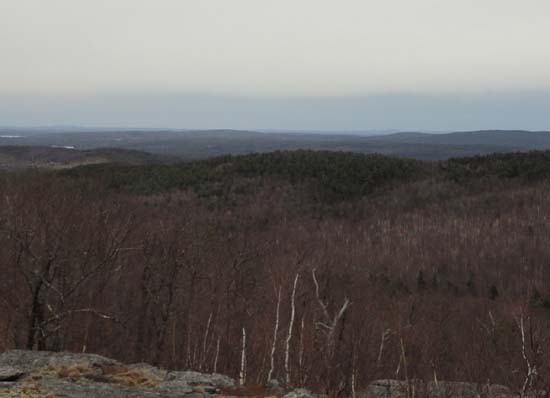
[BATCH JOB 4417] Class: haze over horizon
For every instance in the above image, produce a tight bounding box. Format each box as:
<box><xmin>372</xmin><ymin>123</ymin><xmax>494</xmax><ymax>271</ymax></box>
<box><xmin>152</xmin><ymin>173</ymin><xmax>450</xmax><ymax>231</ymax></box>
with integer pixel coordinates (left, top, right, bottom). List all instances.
<box><xmin>2</xmin><ymin>1</ymin><xmax>550</xmax><ymax>130</ymax></box>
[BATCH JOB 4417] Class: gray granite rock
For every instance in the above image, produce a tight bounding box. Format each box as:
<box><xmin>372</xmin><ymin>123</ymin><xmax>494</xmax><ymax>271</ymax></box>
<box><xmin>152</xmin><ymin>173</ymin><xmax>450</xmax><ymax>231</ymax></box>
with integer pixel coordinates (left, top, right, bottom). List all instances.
<box><xmin>0</xmin><ymin>366</ymin><xmax>25</xmax><ymax>381</ymax></box>
<box><xmin>0</xmin><ymin>349</ymin><xmax>119</xmax><ymax>373</ymax></box>
<box><xmin>0</xmin><ymin>381</ymin><xmax>17</xmax><ymax>389</ymax></box>
<box><xmin>0</xmin><ymin>350</ymin><xmax>235</xmax><ymax>398</ymax></box>
<box><xmin>283</xmin><ymin>387</ymin><xmax>319</xmax><ymax>398</ymax></box>
<box><xmin>266</xmin><ymin>379</ymin><xmax>286</xmax><ymax>396</ymax></box>
<box><xmin>166</xmin><ymin>370</ymin><xmax>235</xmax><ymax>387</ymax></box>
<box><xmin>364</xmin><ymin>380</ymin><xmax>516</xmax><ymax>398</ymax></box>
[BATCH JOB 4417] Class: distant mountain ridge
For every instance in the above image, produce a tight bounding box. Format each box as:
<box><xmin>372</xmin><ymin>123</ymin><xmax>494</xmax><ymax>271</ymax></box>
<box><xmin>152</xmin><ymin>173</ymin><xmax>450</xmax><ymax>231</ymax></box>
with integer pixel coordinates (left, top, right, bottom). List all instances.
<box><xmin>0</xmin><ymin>145</ymin><xmax>171</xmax><ymax>170</ymax></box>
<box><xmin>2</xmin><ymin>128</ymin><xmax>550</xmax><ymax>160</ymax></box>
<box><xmin>365</xmin><ymin>130</ymin><xmax>550</xmax><ymax>147</ymax></box>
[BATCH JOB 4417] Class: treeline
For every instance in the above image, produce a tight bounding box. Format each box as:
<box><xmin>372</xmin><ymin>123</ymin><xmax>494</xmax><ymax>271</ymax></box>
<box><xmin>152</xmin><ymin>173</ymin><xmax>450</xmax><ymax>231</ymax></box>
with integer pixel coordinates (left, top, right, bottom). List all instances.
<box><xmin>2</xmin><ymin>150</ymin><xmax>550</xmax><ymax>396</ymax></box>
<box><xmin>62</xmin><ymin>150</ymin><xmax>428</xmax><ymax>203</ymax></box>
<box><xmin>444</xmin><ymin>150</ymin><xmax>550</xmax><ymax>182</ymax></box>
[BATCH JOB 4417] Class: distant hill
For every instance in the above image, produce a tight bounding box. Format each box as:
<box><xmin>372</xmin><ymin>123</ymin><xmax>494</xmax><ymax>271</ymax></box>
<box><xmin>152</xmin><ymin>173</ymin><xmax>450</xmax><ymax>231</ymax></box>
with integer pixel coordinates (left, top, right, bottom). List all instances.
<box><xmin>62</xmin><ymin>150</ymin><xmax>427</xmax><ymax>201</ymax></box>
<box><xmin>0</xmin><ymin>145</ymin><xmax>170</xmax><ymax>170</ymax></box>
<box><xmin>61</xmin><ymin>149</ymin><xmax>550</xmax><ymax>204</ymax></box>
<box><xmin>365</xmin><ymin>130</ymin><xmax>550</xmax><ymax>148</ymax></box>
<box><xmin>2</xmin><ymin>128</ymin><xmax>550</xmax><ymax>160</ymax></box>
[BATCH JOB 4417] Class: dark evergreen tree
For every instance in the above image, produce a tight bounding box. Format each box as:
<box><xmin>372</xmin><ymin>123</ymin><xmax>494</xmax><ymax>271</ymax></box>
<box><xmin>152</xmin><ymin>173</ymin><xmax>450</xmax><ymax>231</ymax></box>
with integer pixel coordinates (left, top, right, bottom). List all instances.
<box><xmin>466</xmin><ymin>271</ymin><xmax>477</xmax><ymax>296</ymax></box>
<box><xmin>416</xmin><ymin>270</ymin><xmax>427</xmax><ymax>290</ymax></box>
<box><xmin>488</xmin><ymin>285</ymin><xmax>499</xmax><ymax>300</ymax></box>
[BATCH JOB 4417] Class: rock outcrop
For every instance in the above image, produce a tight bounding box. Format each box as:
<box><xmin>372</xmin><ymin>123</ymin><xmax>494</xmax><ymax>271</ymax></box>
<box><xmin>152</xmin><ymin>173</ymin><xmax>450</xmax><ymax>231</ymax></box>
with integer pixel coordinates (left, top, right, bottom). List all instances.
<box><xmin>283</xmin><ymin>388</ymin><xmax>319</xmax><ymax>398</ymax></box>
<box><xmin>0</xmin><ymin>350</ymin><xmax>235</xmax><ymax>398</ymax></box>
<box><xmin>0</xmin><ymin>350</ymin><xmax>521</xmax><ymax>398</ymax></box>
<box><xmin>266</xmin><ymin>379</ymin><xmax>286</xmax><ymax>396</ymax></box>
<box><xmin>364</xmin><ymin>379</ymin><xmax>516</xmax><ymax>398</ymax></box>
<box><xmin>0</xmin><ymin>366</ymin><xmax>25</xmax><ymax>382</ymax></box>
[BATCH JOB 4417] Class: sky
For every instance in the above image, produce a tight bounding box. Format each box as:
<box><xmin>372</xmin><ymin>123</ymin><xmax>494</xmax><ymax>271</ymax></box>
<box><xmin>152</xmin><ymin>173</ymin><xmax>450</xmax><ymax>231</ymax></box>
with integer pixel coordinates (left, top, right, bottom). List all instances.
<box><xmin>1</xmin><ymin>0</ymin><xmax>550</xmax><ymax>130</ymax></box>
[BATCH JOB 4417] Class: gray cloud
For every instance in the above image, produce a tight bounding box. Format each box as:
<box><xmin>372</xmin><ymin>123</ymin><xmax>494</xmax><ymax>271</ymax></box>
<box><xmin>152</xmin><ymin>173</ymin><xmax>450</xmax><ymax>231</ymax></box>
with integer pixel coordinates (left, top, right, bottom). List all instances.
<box><xmin>1</xmin><ymin>1</ymin><xmax>549</xmax><ymax>128</ymax></box>
<box><xmin>2</xmin><ymin>92</ymin><xmax>550</xmax><ymax>131</ymax></box>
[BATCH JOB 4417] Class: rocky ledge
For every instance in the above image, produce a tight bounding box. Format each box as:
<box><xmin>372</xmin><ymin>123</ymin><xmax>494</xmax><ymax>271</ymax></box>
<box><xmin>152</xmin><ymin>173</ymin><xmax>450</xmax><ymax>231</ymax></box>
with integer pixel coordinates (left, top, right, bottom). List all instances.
<box><xmin>0</xmin><ymin>350</ymin><xmax>238</xmax><ymax>398</ymax></box>
<box><xmin>364</xmin><ymin>379</ymin><xmax>516</xmax><ymax>398</ymax></box>
<box><xmin>0</xmin><ymin>350</ymin><xmax>518</xmax><ymax>398</ymax></box>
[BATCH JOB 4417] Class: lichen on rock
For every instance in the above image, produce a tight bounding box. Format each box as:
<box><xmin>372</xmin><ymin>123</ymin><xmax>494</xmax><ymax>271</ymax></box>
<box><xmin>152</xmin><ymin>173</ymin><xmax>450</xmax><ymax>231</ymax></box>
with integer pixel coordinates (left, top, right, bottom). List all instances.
<box><xmin>0</xmin><ymin>350</ymin><xmax>236</xmax><ymax>398</ymax></box>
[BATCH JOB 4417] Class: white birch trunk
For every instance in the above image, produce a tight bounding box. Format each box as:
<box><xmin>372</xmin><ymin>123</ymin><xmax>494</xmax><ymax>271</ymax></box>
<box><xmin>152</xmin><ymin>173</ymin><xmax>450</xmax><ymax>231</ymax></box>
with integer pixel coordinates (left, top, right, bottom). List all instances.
<box><xmin>519</xmin><ymin>315</ymin><xmax>537</xmax><ymax>398</ymax></box>
<box><xmin>200</xmin><ymin>312</ymin><xmax>212</xmax><ymax>370</ymax></box>
<box><xmin>240</xmin><ymin>327</ymin><xmax>247</xmax><ymax>386</ymax></box>
<box><xmin>298</xmin><ymin>316</ymin><xmax>305</xmax><ymax>383</ymax></box>
<box><xmin>285</xmin><ymin>273</ymin><xmax>300</xmax><ymax>385</ymax></box>
<box><xmin>213</xmin><ymin>336</ymin><xmax>220</xmax><ymax>373</ymax></box>
<box><xmin>268</xmin><ymin>286</ymin><xmax>282</xmax><ymax>382</ymax></box>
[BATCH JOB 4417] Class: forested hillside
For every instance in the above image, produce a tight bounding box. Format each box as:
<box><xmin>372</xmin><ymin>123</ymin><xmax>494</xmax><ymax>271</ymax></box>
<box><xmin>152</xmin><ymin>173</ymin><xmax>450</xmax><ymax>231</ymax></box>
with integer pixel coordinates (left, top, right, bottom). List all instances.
<box><xmin>4</xmin><ymin>129</ymin><xmax>550</xmax><ymax>160</ymax></box>
<box><xmin>2</xmin><ymin>150</ymin><xmax>550</xmax><ymax>397</ymax></box>
<box><xmin>62</xmin><ymin>150</ymin><xmax>427</xmax><ymax>203</ymax></box>
<box><xmin>0</xmin><ymin>145</ymin><xmax>171</xmax><ymax>170</ymax></box>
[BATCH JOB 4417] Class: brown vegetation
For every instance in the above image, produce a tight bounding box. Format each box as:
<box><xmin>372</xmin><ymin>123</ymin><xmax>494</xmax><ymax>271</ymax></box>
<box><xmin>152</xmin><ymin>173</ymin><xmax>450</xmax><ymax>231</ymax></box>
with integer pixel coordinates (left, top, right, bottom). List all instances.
<box><xmin>2</xmin><ymin>150</ymin><xmax>550</xmax><ymax>397</ymax></box>
<box><xmin>52</xmin><ymin>363</ymin><xmax>161</xmax><ymax>387</ymax></box>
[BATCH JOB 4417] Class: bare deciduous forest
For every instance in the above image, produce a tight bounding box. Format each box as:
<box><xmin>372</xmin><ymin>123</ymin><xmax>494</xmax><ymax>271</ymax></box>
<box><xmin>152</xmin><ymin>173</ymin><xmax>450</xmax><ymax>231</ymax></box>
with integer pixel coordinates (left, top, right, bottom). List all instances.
<box><xmin>2</xmin><ymin>150</ymin><xmax>550</xmax><ymax>396</ymax></box>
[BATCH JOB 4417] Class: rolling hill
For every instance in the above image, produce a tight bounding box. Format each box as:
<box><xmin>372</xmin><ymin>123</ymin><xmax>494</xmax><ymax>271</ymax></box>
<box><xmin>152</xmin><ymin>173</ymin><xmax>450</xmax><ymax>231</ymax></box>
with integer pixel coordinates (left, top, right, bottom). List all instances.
<box><xmin>0</xmin><ymin>145</ymin><xmax>171</xmax><ymax>170</ymax></box>
<box><xmin>2</xmin><ymin>128</ymin><xmax>550</xmax><ymax>160</ymax></box>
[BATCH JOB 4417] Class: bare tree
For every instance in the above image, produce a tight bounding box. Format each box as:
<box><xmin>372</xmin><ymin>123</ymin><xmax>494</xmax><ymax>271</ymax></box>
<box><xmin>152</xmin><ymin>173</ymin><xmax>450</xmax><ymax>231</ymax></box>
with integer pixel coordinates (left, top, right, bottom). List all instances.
<box><xmin>285</xmin><ymin>273</ymin><xmax>300</xmax><ymax>385</ymax></box>
<box><xmin>311</xmin><ymin>268</ymin><xmax>351</xmax><ymax>394</ymax></box>
<box><xmin>312</xmin><ymin>269</ymin><xmax>351</xmax><ymax>358</ymax></box>
<box><xmin>240</xmin><ymin>326</ymin><xmax>247</xmax><ymax>386</ymax></box>
<box><xmin>268</xmin><ymin>286</ymin><xmax>282</xmax><ymax>382</ymax></box>
<box><xmin>517</xmin><ymin>314</ymin><xmax>542</xmax><ymax>398</ymax></box>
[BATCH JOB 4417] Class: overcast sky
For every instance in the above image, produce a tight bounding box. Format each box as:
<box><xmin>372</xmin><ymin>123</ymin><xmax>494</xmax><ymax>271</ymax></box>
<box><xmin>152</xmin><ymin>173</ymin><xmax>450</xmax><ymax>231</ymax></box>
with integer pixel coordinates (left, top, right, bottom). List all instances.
<box><xmin>1</xmin><ymin>0</ymin><xmax>550</xmax><ymax>130</ymax></box>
